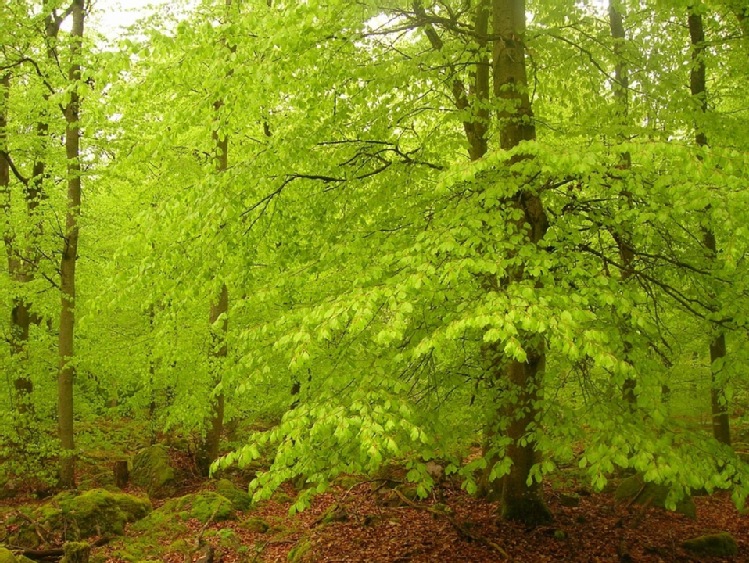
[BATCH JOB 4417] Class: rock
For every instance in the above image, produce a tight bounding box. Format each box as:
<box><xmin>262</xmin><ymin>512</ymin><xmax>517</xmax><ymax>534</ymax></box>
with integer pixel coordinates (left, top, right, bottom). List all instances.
<box><xmin>52</xmin><ymin>489</ymin><xmax>151</xmax><ymax>538</ymax></box>
<box><xmin>682</xmin><ymin>532</ymin><xmax>738</xmax><ymax>557</ymax></box>
<box><xmin>241</xmin><ymin>517</ymin><xmax>270</xmax><ymax>533</ymax></box>
<box><xmin>0</xmin><ymin>547</ymin><xmax>17</xmax><ymax>563</ymax></box>
<box><xmin>5</xmin><ymin>490</ymin><xmax>150</xmax><ymax>547</ymax></box>
<box><xmin>215</xmin><ymin>479</ymin><xmax>251</xmax><ymax>511</ymax></box>
<box><xmin>425</xmin><ymin>461</ymin><xmax>444</xmax><ymax>482</ymax></box>
<box><xmin>131</xmin><ymin>446</ymin><xmax>176</xmax><ymax>498</ymax></box>
<box><xmin>614</xmin><ymin>475</ymin><xmax>696</xmax><ymax>518</ymax></box>
<box><xmin>61</xmin><ymin>541</ymin><xmax>90</xmax><ymax>563</ymax></box>
<box><xmin>158</xmin><ymin>492</ymin><xmax>234</xmax><ymax>523</ymax></box>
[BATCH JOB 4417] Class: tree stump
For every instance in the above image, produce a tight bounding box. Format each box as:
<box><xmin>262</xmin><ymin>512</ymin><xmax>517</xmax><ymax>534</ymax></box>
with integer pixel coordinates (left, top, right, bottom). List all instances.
<box><xmin>113</xmin><ymin>460</ymin><xmax>129</xmax><ymax>488</ymax></box>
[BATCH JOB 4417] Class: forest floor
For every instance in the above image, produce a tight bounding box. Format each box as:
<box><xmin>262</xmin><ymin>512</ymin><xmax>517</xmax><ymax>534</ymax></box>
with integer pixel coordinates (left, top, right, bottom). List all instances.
<box><xmin>2</xmin><ymin>420</ymin><xmax>748</xmax><ymax>562</ymax></box>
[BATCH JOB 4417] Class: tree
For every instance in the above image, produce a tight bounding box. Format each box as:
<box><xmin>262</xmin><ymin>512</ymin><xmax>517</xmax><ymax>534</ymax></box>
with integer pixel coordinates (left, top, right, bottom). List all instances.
<box><xmin>687</xmin><ymin>4</ymin><xmax>730</xmax><ymax>446</ymax></box>
<box><xmin>57</xmin><ymin>0</ymin><xmax>85</xmax><ymax>487</ymax></box>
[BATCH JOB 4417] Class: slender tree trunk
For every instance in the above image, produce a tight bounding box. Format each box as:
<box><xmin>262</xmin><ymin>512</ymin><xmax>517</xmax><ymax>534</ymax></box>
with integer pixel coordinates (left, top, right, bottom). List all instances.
<box><xmin>1</xmin><ymin>74</ymin><xmax>34</xmax><ymax>412</ymax></box>
<box><xmin>491</xmin><ymin>0</ymin><xmax>551</xmax><ymax>524</ymax></box>
<box><xmin>198</xmin><ymin>15</ymin><xmax>231</xmax><ymax>471</ymax></box>
<box><xmin>687</xmin><ymin>8</ymin><xmax>731</xmax><ymax>446</ymax></box>
<box><xmin>608</xmin><ymin>1</ymin><xmax>638</xmax><ymax>406</ymax></box>
<box><xmin>58</xmin><ymin>0</ymin><xmax>85</xmax><ymax>488</ymax></box>
<box><xmin>201</xmin><ymin>283</ymin><xmax>228</xmax><ymax>474</ymax></box>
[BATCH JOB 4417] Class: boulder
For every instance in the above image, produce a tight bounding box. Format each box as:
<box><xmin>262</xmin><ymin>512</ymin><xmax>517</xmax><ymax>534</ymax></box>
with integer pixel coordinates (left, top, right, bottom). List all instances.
<box><xmin>4</xmin><ymin>490</ymin><xmax>150</xmax><ymax>547</ymax></box>
<box><xmin>158</xmin><ymin>492</ymin><xmax>234</xmax><ymax>523</ymax></box>
<box><xmin>131</xmin><ymin>446</ymin><xmax>176</xmax><ymax>498</ymax></box>
<box><xmin>614</xmin><ymin>475</ymin><xmax>696</xmax><ymax>518</ymax></box>
<box><xmin>682</xmin><ymin>532</ymin><xmax>738</xmax><ymax>557</ymax></box>
<box><xmin>215</xmin><ymin>479</ymin><xmax>251</xmax><ymax>511</ymax></box>
<box><xmin>241</xmin><ymin>517</ymin><xmax>270</xmax><ymax>533</ymax></box>
<box><xmin>52</xmin><ymin>489</ymin><xmax>151</xmax><ymax>538</ymax></box>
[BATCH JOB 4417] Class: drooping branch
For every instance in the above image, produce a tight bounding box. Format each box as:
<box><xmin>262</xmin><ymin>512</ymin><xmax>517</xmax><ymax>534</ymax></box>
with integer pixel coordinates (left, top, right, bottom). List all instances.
<box><xmin>0</xmin><ymin>151</ymin><xmax>31</xmax><ymax>186</ymax></box>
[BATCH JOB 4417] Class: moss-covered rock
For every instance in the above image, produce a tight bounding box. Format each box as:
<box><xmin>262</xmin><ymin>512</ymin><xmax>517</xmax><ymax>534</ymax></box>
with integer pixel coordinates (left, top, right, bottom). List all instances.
<box><xmin>241</xmin><ymin>517</ymin><xmax>270</xmax><ymax>533</ymax></box>
<box><xmin>614</xmin><ymin>475</ymin><xmax>696</xmax><ymax>518</ymax></box>
<box><xmin>131</xmin><ymin>446</ymin><xmax>175</xmax><ymax>498</ymax></box>
<box><xmin>0</xmin><ymin>547</ymin><xmax>17</xmax><ymax>563</ymax></box>
<box><xmin>5</xmin><ymin>490</ymin><xmax>150</xmax><ymax>547</ymax></box>
<box><xmin>682</xmin><ymin>532</ymin><xmax>738</xmax><ymax>557</ymax></box>
<box><xmin>53</xmin><ymin>489</ymin><xmax>151</xmax><ymax>538</ymax></box>
<box><xmin>60</xmin><ymin>541</ymin><xmax>90</xmax><ymax>563</ymax></box>
<box><xmin>215</xmin><ymin>479</ymin><xmax>251</xmax><ymax>511</ymax></box>
<box><xmin>158</xmin><ymin>492</ymin><xmax>234</xmax><ymax>523</ymax></box>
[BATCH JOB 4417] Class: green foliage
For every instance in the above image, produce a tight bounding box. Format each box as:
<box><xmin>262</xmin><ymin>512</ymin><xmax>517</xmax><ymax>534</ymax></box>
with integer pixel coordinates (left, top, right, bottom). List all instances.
<box><xmin>2</xmin><ymin>0</ymin><xmax>749</xmax><ymax>520</ymax></box>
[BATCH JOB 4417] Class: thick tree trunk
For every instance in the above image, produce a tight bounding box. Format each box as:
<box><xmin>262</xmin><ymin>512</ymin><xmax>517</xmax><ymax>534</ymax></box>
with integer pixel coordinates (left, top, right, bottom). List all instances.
<box><xmin>491</xmin><ymin>0</ymin><xmax>551</xmax><ymax>524</ymax></box>
<box><xmin>688</xmin><ymin>9</ymin><xmax>731</xmax><ymax>447</ymax></box>
<box><xmin>58</xmin><ymin>0</ymin><xmax>85</xmax><ymax>488</ymax></box>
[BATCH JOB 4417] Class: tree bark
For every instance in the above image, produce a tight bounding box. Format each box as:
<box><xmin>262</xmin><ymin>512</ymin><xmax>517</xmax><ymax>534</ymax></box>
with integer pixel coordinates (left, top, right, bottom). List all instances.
<box><xmin>688</xmin><ymin>8</ymin><xmax>731</xmax><ymax>447</ymax></box>
<box><xmin>58</xmin><ymin>0</ymin><xmax>85</xmax><ymax>488</ymax></box>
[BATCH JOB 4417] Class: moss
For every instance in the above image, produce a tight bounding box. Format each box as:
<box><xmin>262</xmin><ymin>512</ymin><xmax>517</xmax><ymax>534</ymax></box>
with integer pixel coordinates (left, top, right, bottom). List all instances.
<box><xmin>216</xmin><ymin>528</ymin><xmax>238</xmax><ymax>548</ymax></box>
<box><xmin>0</xmin><ymin>547</ymin><xmax>17</xmax><ymax>563</ymax></box>
<box><xmin>319</xmin><ymin>504</ymin><xmax>348</xmax><ymax>525</ymax></box>
<box><xmin>242</xmin><ymin>517</ymin><xmax>270</xmax><ymax>533</ymax></box>
<box><xmin>60</xmin><ymin>542</ymin><xmax>90</xmax><ymax>563</ymax></box>
<box><xmin>287</xmin><ymin>538</ymin><xmax>312</xmax><ymax>562</ymax></box>
<box><xmin>215</xmin><ymin>479</ymin><xmax>251</xmax><ymax>511</ymax></box>
<box><xmin>682</xmin><ymin>532</ymin><xmax>738</xmax><ymax>557</ymax></box>
<box><xmin>54</xmin><ymin>489</ymin><xmax>151</xmax><ymax>539</ymax></box>
<box><xmin>6</xmin><ymin>490</ymin><xmax>149</xmax><ymax>547</ymax></box>
<box><xmin>166</xmin><ymin>539</ymin><xmax>191</xmax><ymax>555</ymax></box>
<box><xmin>159</xmin><ymin>492</ymin><xmax>234</xmax><ymax>523</ymax></box>
<box><xmin>333</xmin><ymin>475</ymin><xmax>361</xmax><ymax>489</ymax></box>
<box><xmin>615</xmin><ymin>475</ymin><xmax>696</xmax><ymax>518</ymax></box>
<box><xmin>131</xmin><ymin>446</ymin><xmax>175</xmax><ymax>498</ymax></box>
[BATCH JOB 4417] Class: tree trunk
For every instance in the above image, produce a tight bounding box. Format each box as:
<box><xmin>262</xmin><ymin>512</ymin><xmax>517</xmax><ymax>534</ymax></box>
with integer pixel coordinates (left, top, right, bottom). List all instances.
<box><xmin>58</xmin><ymin>0</ymin><xmax>85</xmax><ymax>488</ymax></box>
<box><xmin>198</xmin><ymin>56</ymin><xmax>230</xmax><ymax>472</ymax></box>
<box><xmin>608</xmin><ymin>1</ymin><xmax>638</xmax><ymax>406</ymax></box>
<box><xmin>1</xmin><ymin>73</ymin><xmax>35</xmax><ymax>413</ymax></box>
<box><xmin>688</xmin><ymin>8</ymin><xmax>731</xmax><ymax>447</ymax></box>
<box><xmin>200</xmin><ymin>283</ymin><xmax>228</xmax><ymax>475</ymax></box>
<box><xmin>491</xmin><ymin>0</ymin><xmax>551</xmax><ymax>525</ymax></box>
